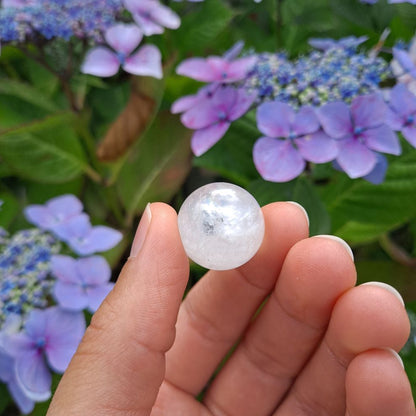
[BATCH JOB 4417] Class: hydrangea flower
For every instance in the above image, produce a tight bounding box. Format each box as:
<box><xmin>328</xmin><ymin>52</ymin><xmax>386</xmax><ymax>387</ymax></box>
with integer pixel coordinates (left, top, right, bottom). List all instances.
<box><xmin>24</xmin><ymin>194</ymin><xmax>83</xmax><ymax>232</ymax></box>
<box><xmin>176</xmin><ymin>54</ymin><xmax>257</xmax><ymax>83</ymax></box>
<box><xmin>2</xmin><ymin>307</ymin><xmax>85</xmax><ymax>401</ymax></box>
<box><xmin>253</xmin><ymin>102</ymin><xmax>338</xmax><ymax>182</ymax></box>
<box><xmin>317</xmin><ymin>94</ymin><xmax>401</xmax><ymax>178</ymax></box>
<box><xmin>25</xmin><ymin>195</ymin><xmax>122</xmax><ymax>256</ymax></box>
<box><xmin>385</xmin><ymin>83</ymin><xmax>416</xmax><ymax>147</ymax></box>
<box><xmin>81</xmin><ymin>23</ymin><xmax>162</xmax><ymax>78</ymax></box>
<box><xmin>181</xmin><ymin>86</ymin><xmax>256</xmax><ymax>155</ymax></box>
<box><xmin>308</xmin><ymin>36</ymin><xmax>368</xmax><ymax>52</ymax></box>
<box><xmin>123</xmin><ymin>0</ymin><xmax>180</xmax><ymax>36</ymax></box>
<box><xmin>51</xmin><ymin>255</ymin><xmax>113</xmax><ymax>312</ymax></box>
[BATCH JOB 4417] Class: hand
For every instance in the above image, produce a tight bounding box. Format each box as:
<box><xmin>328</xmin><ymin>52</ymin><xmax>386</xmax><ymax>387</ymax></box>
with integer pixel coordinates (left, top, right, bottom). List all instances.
<box><xmin>47</xmin><ymin>202</ymin><xmax>415</xmax><ymax>416</ymax></box>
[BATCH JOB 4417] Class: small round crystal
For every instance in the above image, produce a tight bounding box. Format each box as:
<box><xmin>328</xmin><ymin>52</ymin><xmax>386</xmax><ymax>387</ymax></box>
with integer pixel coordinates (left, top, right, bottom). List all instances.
<box><xmin>178</xmin><ymin>182</ymin><xmax>265</xmax><ymax>270</ymax></box>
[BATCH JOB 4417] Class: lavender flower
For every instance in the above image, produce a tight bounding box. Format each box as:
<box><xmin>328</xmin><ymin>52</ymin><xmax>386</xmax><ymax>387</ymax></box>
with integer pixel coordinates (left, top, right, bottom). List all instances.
<box><xmin>176</xmin><ymin>54</ymin><xmax>257</xmax><ymax>83</ymax></box>
<box><xmin>81</xmin><ymin>23</ymin><xmax>162</xmax><ymax>78</ymax></box>
<box><xmin>308</xmin><ymin>36</ymin><xmax>368</xmax><ymax>52</ymax></box>
<box><xmin>385</xmin><ymin>83</ymin><xmax>416</xmax><ymax>147</ymax></box>
<box><xmin>51</xmin><ymin>255</ymin><xmax>114</xmax><ymax>313</ymax></box>
<box><xmin>123</xmin><ymin>0</ymin><xmax>180</xmax><ymax>36</ymax></box>
<box><xmin>24</xmin><ymin>194</ymin><xmax>83</xmax><ymax>232</ymax></box>
<box><xmin>253</xmin><ymin>102</ymin><xmax>338</xmax><ymax>182</ymax></box>
<box><xmin>181</xmin><ymin>86</ymin><xmax>256</xmax><ymax>156</ymax></box>
<box><xmin>25</xmin><ymin>195</ymin><xmax>122</xmax><ymax>256</ymax></box>
<box><xmin>2</xmin><ymin>307</ymin><xmax>85</xmax><ymax>401</ymax></box>
<box><xmin>317</xmin><ymin>94</ymin><xmax>401</xmax><ymax>178</ymax></box>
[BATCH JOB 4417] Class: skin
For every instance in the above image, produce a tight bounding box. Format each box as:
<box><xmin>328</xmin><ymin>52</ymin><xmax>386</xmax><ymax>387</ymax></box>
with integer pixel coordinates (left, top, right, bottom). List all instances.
<box><xmin>47</xmin><ymin>202</ymin><xmax>415</xmax><ymax>416</ymax></box>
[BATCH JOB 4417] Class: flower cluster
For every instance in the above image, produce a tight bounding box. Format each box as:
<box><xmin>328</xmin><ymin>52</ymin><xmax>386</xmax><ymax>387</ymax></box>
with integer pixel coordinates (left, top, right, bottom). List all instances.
<box><xmin>360</xmin><ymin>0</ymin><xmax>416</xmax><ymax>4</ymax></box>
<box><xmin>0</xmin><ymin>0</ymin><xmax>186</xmax><ymax>80</ymax></box>
<box><xmin>0</xmin><ymin>195</ymin><xmax>121</xmax><ymax>414</ymax></box>
<box><xmin>0</xmin><ymin>0</ymin><xmax>123</xmax><ymax>43</ymax></box>
<box><xmin>173</xmin><ymin>37</ymin><xmax>416</xmax><ymax>183</ymax></box>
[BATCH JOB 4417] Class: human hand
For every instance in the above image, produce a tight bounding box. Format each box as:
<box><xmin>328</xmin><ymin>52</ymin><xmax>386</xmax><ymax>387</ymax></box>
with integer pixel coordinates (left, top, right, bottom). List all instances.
<box><xmin>47</xmin><ymin>202</ymin><xmax>415</xmax><ymax>416</ymax></box>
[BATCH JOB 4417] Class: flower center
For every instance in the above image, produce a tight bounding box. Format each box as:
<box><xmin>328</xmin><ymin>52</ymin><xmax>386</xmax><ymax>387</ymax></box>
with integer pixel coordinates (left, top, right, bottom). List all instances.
<box><xmin>405</xmin><ymin>114</ymin><xmax>415</xmax><ymax>126</ymax></box>
<box><xmin>218</xmin><ymin>111</ymin><xmax>228</xmax><ymax>121</ymax></box>
<box><xmin>36</xmin><ymin>337</ymin><xmax>46</xmax><ymax>349</ymax></box>
<box><xmin>354</xmin><ymin>126</ymin><xmax>364</xmax><ymax>136</ymax></box>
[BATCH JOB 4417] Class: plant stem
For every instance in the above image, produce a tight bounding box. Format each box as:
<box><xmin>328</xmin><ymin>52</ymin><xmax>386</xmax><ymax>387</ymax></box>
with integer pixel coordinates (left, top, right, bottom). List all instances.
<box><xmin>276</xmin><ymin>0</ymin><xmax>285</xmax><ymax>49</ymax></box>
<box><xmin>379</xmin><ymin>233</ymin><xmax>416</xmax><ymax>269</ymax></box>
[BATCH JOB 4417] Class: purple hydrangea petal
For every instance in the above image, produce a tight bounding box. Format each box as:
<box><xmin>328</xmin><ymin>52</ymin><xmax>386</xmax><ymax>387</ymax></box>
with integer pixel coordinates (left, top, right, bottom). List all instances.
<box><xmin>292</xmin><ymin>106</ymin><xmax>320</xmax><ymax>136</ymax></box>
<box><xmin>253</xmin><ymin>137</ymin><xmax>306</xmax><ymax>182</ymax></box>
<box><xmin>24</xmin><ymin>310</ymin><xmax>48</xmax><ymax>339</ymax></box>
<box><xmin>15</xmin><ymin>351</ymin><xmax>51</xmax><ymax>401</ymax></box>
<box><xmin>223</xmin><ymin>41</ymin><xmax>245</xmax><ymax>61</ymax></box>
<box><xmin>81</xmin><ymin>47</ymin><xmax>120</xmax><ymax>77</ymax></box>
<box><xmin>191</xmin><ymin>122</ymin><xmax>231</xmax><ymax>156</ymax></box>
<box><xmin>295</xmin><ymin>131</ymin><xmax>338</xmax><ymax>163</ymax></box>
<box><xmin>225</xmin><ymin>56</ymin><xmax>257</xmax><ymax>82</ymax></box>
<box><xmin>0</xmin><ymin>351</ymin><xmax>13</xmax><ymax>381</ymax></box>
<box><xmin>86</xmin><ymin>283</ymin><xmax>114</xmax><ymax>312</ymax></box>
<box><xmin>171</xmin><ymin>94</ymin><xmax>201</xmax><ymax>114</ymax></box>
<box><xmin>351</xmin><ymin>94</ymin><xmax>386</xmax><ymax>129</ymax></box>
<box><xmin>308</xmin><ymin>38</ymin><xmax>337</xmax><ymax>50</ymax></box>
<box><xmin>24</xmin><ymin>195</ymin><xmax>83</xmax><ymax>230</ymax></box>
<box><xmin>181</xmin><ymin>97</ymin><xmax>221</xmax><ymax>129</ymax></box>
<box><xmin>132</xmin><ymin>12</ymin><xmax>164</xmax><ymax>36</ymax></box>
<box><xmin>8</xmin><ymin>379</ymin><xmax>35</xmax><ymax>415</ymax></box>
<box><xmin>362</xmin><ymin>125</ymin><xmax>401</xmax><ymax>155</ymax></box>
<box><xmin>52</xmin><ymin>213</ymin><xmax>91</xmax><ymax>243</ymax></box>
<box><xmin>77</xmin><ymin>256</ymin><xmax>111</xmax><ymax>285</ymax></box>
<box><xmin>23</xmin><ymin>206</ymin><xmax>51</xmax><ymax>229</ymax></box>
<box><xmin>2</xmin><ymin>333</ymin><xmax>34</xmax><ymax>357</ymax></box>
<box><xmin>150</xmin><ymin>1</ymin><xmax>181</xmax><ymax>30</ymax></box>
<box><xmin>46</xmin><ymin>195</ymin><xmax>83</xmax><ymax>219</ymax></box>
<box><xmin>316</xmin><ymin>102</ymin><xmax>352</xmax><ymax>139</ymax></box>
<box><xmin>363</xmin><ymin>153</ymin><xmax>388</xmax><ymax>184</ymax></box>
<box><xmin>385</xmin><ymin>105</ymin><xmax>404</xmax><ymax>130</ymax></box>
<box><xmin>53</xmin><ymin>282</ymin><xmax>89</xmax><ymax>311</ymax></box>
<box><xmin>257</xmin><ymin>101</ymin><xmax>294</xmax><ymax>138</ymax></box>
<box><xmin>176</xmin><ymin>57</ymin><xmax>224</xmax><ymax>82</ymax></box>
<box><xmin>123</xmin><ymin>45</ymin><xmax>162</xmax><ymax>79</ymax></box>
<box><xmin>73</xmin><ymin>226</ymin><xmax>122</xmax><ymax>256</ymax></box>
<box><xmin>337</xmin><ymin>138</ymin><xmax>377</xmax><ymax>178</ymax></box>
<box><xmin>50</xmin><ymin>255</ymin><xmax>79</xmax><ymax>284</ymax></box>
<box><xmin>104</xmin><ymin>24</ymin><xmax>142</xmax><ymax>56</ymax></box>
<box><xmin>389</xmin><ymin>83</ymin><xmax>416</xmax><ymax>117</ymax></box>
<box><xmin>393</xmin><ymin>47</ymin><xmax>416</xmax><ymax>78</ymax></box>
<box><xmin>228</xmin><ymin>89</ymin><xmax>256</xmax><ymax>121</ymax></box>
<box><xmin>44</xmin><ymin>308</ymin><xmax>85</xmax><ymax>373</ymax></box>
<box><xmin>401</xmin><ymin>125</ymin><xmax>416</xmax><ymax>147</ymax></box>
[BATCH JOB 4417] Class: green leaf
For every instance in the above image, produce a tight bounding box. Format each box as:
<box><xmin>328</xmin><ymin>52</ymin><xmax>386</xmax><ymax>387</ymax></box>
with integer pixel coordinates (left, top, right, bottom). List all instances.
<box><xmin>323</xmin><ymin>146</ymin><xmax>416</xmax><ymax>243</ymax></box>
<box><xmin>0</xmin><ymin>113</ymin><xmax>93</xmax><ymax>183</ymax></box>
<box><xmin>247</xmin><ymin>177</ymin><xmax>331</xmax><ymax>235</ymax></box>
<box><xmin>172</xmin><ymin>0</ymin><xmax>235</xmax><ymax>54</ymax></box>
<box><xmin>0</xmin><ymin>79</ymin><xmax>59</xmax><ymax>113</ymax></box>
<box><xmin>0</xmin><ymin>191</ymin><xmax>20</xmax><ymax>228</ymax></box>
<box><xmin>0</xmin><ymin>383</ymin><xmax>11</xmax><ymax>414</ymax></box>
<box><xmin>193</xmin><ymin>113</ymin><xmax>260</xmax><ymax>187</ymax></box>
<box><xmin>117</xmin><ymin>111</ymin><xmax>192</xmax><ymax>225</ymax></box>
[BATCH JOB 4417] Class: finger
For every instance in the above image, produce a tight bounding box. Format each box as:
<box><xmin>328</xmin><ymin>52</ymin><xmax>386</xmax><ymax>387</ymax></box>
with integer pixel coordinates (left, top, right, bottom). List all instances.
<box><xmin>346</xmin><ymin>349</ymin><xmax>415</xmax><ymax>416</ymax></box>
<box><xmin>275</xmin><ymin>283</ymin><xmax>410</xmax><ymax>416</ymax></box>
<box><xmin>203</xmin><ymin>236</ymin><xmax>356</xmax><ymax>416</ymax></box>
<box><xmin>47</xmin><ymin>203</ymin><xmax>189</xmax><ymax>416</ymax></box>
<box><xmin>164</xmin><ymin>202</ymin><xmax>309</xmax><ymax>395</ymax></box>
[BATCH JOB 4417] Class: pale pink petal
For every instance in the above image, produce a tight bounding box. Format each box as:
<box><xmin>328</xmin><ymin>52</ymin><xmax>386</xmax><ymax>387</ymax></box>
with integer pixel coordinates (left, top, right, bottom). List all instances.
<box><xmin>123</xmin><ymin>45</ymin><xmax>162</xmax><ymax>79</ymax></box>
<box><xmin>81</xmin><ymin>47</ymin><xmax>119</xmax><ymax>77</ymax></box>
<box><xmin>105</xmin><ymin>24</ymin><xmax>142</xmax><ymax>55</ymax></box>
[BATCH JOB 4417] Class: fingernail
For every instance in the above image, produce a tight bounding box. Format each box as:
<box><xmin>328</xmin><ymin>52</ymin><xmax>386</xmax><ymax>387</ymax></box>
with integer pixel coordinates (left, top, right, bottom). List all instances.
<box><xmin>286</xmin><ymin>201</ymin><xmax>309</xmax><ymax>227</ymax></box>
<box><xmin>383</xmin><ymin>347</ymin><xmax>405</xmax><ymax>369</ymax></box>
<box><xmin>361</xmin><ymin>281</ymin><xmax>405</xmax><ymax>307</ymax></box>
<box><xmin>315</xmin><ymin>235</ymin><xmax>354</xmax><ymax>261</ymax></box>
<box><xmin>129</xmin><ymin>203</ymin><xmax>152</xmax><ymax>258</ymax></box>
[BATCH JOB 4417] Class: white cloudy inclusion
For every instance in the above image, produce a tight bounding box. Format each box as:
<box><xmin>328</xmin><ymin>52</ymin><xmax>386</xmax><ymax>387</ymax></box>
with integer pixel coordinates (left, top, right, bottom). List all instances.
<box><xmin>178</xmin><ymin>182</ymin><xmax>265</xmax><ymax>270</ymax></box>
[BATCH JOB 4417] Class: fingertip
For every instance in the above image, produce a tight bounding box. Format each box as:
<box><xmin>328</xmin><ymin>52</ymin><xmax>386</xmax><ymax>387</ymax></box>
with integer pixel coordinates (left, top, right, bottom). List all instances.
<box><xmin>346</xmin><ymin>349</ymin><xmax>415</xmax><ymax>416</ymax></box>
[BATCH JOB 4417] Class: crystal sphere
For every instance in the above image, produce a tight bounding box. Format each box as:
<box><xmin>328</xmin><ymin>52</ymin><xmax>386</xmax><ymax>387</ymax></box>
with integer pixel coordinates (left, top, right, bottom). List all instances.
<box><xmin>178</xmin><ymin>182</ymin><xmax>265</xmax><ymax>270</ymax></box>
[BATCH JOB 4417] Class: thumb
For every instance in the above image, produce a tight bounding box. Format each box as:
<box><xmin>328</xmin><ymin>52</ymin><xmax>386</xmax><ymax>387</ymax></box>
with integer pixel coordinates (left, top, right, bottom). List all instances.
<box><xmin>47</xmin><ymin>203</ymin><xmax>189</xmax><ymax>416</ymax></box>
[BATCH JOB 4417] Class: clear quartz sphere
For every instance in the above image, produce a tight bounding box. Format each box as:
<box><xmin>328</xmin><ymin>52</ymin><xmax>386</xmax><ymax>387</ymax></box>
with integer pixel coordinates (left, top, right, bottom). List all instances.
<box><xmin>178</xmin><ymin>182</ymin><xmax>265</xmax><ymax>271</ymax></box>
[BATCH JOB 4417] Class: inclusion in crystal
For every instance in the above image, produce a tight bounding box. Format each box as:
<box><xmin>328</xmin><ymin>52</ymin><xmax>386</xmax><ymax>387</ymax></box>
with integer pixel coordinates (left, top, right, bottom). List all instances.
<box><xmin>178</xmin><ymin>182</ymin><xmax>265</xmax><ymax>270</ymax></box>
